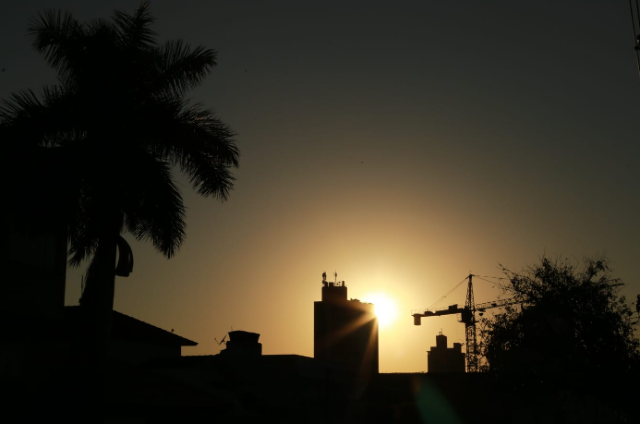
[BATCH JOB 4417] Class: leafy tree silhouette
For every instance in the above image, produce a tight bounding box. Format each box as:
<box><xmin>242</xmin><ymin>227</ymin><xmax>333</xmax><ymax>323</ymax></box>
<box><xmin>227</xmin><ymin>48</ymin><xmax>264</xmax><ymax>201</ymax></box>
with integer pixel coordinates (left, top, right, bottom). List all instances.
<box><xmin>1</xmin><ymin>2</ymin><xmax>238</xmax><ymax>417</ymax></box>
<box><xmin>479</xmin><ymin>256</ymin><xmax>640</xmax><ymax>421</ymax></box>
<box><xmin>481</xmin><ymin>256</ymin><xmax>639</xmax><ymax>375</ymax></box>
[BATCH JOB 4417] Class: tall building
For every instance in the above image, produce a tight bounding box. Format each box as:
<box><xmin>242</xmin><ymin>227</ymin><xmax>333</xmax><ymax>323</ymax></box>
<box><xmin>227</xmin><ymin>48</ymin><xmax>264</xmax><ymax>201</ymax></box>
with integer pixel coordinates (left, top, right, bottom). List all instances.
<box><xmin>427</xmin><ymin>332</ymin><xmax>465</xmax><ymax>373</ymax></box>
<box><xmin>314</xmin><ymin>273</ymin><xmax>379</xmax><ymax>377</ymax></box>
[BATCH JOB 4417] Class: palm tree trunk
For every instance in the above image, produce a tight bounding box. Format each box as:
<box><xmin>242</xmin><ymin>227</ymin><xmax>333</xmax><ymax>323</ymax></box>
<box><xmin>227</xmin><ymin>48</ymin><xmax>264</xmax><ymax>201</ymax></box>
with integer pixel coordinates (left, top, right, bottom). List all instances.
<box><xmin>79</xmin><ymin>220</ymin><xmax>119</xmax><ymax>422</ymax></box>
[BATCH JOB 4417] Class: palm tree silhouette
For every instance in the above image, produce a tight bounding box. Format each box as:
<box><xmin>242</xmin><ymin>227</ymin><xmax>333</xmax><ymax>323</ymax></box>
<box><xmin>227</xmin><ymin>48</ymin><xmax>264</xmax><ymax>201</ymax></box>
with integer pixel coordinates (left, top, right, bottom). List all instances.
<box><xmin>1</xmin><ymin>2</ymin><xmax>238</xmax><ymax>410</ymax></box>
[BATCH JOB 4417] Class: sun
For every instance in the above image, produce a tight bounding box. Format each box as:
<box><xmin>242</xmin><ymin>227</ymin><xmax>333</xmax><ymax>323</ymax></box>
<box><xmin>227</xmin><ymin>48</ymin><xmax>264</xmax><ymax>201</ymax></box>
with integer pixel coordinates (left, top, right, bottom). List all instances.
<box><xmin>364</xmin><ymin>292</ymin><xmax>399</xmax><ymax>328</ymax></box>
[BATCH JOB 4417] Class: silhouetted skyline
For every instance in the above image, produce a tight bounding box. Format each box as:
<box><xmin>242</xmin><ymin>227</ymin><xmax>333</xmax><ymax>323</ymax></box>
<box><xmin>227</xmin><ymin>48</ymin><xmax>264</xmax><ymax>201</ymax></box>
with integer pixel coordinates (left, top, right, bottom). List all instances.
<box><xmin>1</xmin><ymin>1</ymin><xmax>639</xmax><ymax>372</ymax></box>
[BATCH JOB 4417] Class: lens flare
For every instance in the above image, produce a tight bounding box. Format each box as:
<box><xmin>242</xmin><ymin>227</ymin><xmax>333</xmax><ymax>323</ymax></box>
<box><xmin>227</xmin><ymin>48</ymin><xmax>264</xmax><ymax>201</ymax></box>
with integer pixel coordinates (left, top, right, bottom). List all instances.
<box><xmin>364</xmin><ymin>292</ymin><xmax>398</xmax><ymax>328</ymax></box>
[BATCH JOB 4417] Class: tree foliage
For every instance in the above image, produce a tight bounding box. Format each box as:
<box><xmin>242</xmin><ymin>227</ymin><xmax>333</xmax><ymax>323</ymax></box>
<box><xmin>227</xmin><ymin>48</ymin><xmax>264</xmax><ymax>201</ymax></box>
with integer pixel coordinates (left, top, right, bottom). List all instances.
<box><xmin>480</xmin><ymin>256</ymin><xmax>640</xmax><ymax>375</ymax></box>
<box><xmin>1</xmin><ymin>2</ymin><xmax>239</xmax><ymax>269</ymax></box>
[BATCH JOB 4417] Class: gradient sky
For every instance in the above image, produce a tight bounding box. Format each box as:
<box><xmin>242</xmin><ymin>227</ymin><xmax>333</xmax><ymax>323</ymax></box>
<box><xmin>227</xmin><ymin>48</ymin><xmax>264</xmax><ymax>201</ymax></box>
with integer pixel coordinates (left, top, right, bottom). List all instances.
<box><xmin>2</xmin><ymin>1</ymin><xmax>639</xmax><ymax>372</ymax></box>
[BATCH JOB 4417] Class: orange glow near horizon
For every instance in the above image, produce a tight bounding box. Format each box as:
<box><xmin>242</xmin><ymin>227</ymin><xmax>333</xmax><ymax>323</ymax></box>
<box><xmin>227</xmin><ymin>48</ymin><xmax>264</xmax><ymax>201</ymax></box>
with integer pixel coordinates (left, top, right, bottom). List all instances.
<box><xmin>363</xmin><ymin>292</ymin><xmax>398</xmax><ymax>329</ymax></box>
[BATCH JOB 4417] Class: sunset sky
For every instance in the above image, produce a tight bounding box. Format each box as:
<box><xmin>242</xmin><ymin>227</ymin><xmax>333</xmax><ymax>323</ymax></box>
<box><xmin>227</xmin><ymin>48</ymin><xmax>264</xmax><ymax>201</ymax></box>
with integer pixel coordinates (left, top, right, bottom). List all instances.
<box><xmin>2</xmin><ymin>1</ymin><xmax>639</xmax><ymax>372</ymax></box>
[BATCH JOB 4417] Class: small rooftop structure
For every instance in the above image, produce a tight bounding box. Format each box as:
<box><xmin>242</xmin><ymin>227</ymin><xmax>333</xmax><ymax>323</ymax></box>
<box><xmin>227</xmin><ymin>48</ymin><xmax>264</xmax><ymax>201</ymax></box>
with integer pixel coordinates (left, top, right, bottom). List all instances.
<box><xmin>427</xmin><ymin>332</ymin><xmax>465</xmax><ymax>373</ymax></box>
<box><xmin>220</xmin><ymin>330</ymin><xmax>262</xmax><ymax>357</ymax></box>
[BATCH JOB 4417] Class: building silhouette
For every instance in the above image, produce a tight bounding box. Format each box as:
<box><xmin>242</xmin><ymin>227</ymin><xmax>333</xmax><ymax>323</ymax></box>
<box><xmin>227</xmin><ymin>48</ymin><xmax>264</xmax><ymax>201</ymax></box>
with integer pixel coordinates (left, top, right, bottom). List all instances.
<box><xmin>314</xmin><ymin>273</ymin><xmax>379</xmax><ymax>377</ymax></box>
<box><xmin>427</xmin><ymin>332</ymin><xmax>465</xmax><ymax>373</ymax></box>
<box><xmin>3</xmin><ymin>212</ymin><xmax>67</xmax><ymax>321</ymax></box>
<box><xmin>220</xmin><ymin>330</ymin><xmax>262</xmax><ymax>358</ymax></box>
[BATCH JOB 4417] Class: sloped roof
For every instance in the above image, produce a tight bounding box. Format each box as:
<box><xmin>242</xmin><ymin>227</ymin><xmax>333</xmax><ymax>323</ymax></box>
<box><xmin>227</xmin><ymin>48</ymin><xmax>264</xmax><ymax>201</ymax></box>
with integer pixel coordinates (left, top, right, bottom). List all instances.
<box><xmin>64</xmin><ymin>306</ymin><xmax>197</xmax><ymax>347</ymax></box>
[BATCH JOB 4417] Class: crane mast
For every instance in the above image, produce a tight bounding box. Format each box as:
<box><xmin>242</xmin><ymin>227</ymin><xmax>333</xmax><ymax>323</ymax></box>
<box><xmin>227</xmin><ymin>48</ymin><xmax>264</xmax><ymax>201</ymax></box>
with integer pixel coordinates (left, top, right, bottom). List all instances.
<box><xmin>464</xmin><ymin>275</ymin><xmax>477</xmax><ymax>372</ymax></box>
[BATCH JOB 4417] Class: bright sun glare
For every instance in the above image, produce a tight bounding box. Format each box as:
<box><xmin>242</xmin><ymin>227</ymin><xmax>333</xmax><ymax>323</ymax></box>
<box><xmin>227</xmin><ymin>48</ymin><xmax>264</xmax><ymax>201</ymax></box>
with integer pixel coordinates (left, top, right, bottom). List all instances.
<box><xmin>364</xmin><ymin>292</ymin><xmax>398</xmax><ymax>328</ymax></box>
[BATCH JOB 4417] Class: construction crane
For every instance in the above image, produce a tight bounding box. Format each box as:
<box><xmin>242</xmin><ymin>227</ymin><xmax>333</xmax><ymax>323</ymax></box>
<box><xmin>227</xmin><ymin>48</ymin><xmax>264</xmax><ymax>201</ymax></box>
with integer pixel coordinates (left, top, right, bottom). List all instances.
<box><xmin>412</xmin><ymin>274</ymin><xmax>519</xmax><ymax>373</ymax></box>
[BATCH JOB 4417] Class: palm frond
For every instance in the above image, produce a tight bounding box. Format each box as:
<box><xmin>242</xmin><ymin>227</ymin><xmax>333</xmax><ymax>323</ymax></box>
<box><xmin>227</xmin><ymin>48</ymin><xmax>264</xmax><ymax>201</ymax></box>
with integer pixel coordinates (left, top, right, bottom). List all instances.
<box><xmin>157</xmin><ymin>40</ymin><xmax>217</xmax><ymax>97</ymax></box>
<box><xmin>28</xmin><ymin>10</ymin><xmax>84</xmax><ymax>81</ymax></box>
<box><xmin>178</xmin><ymin>103</ymin><xmax>240</xmax><ymax>166</ymax></box>
<box><xmin>121</xmin><ymin>154</ymin><xmax>186</xmax><ymax>258</ymax></box>
<box><xmin>175</xmin><ymin>109</ymin><xmax>239</xmax><ymax>199</ymax></box>
<box><xmin>67</xmin><ymin>215</ymin><xmax>100</xmax><ymax>266</ymax></box>
<box><xmin>140</xmin><ymin>99</ymin><xmax>239</xmax><ymax>199</ymax></box>
<box><xmin>1</xmin><ymin>85</ymin><xmax>84</xmax><ymax>147</ymax></box>
<box><xmin>112</xmin><ymin>2</ymin><xmax>156</xmax><ymax>48</ymax></box>
<box><xmin>0</xmin><ymin>89</ymin><xmax>43</xmax><ymax>122</ymax></box>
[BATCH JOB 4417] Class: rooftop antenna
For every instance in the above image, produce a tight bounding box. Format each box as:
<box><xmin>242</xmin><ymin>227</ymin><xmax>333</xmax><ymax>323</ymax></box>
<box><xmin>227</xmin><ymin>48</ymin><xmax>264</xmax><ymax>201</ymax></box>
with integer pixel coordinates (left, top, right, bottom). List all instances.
<box><xmin>215</xmin><ymin>334</ymin><xmax>227</xmax><ymax>345</ymax></box>
<box><xmin>334</xmin><ymin>271</ymin><xmax>338</xmax><ymax>284</ymax></box>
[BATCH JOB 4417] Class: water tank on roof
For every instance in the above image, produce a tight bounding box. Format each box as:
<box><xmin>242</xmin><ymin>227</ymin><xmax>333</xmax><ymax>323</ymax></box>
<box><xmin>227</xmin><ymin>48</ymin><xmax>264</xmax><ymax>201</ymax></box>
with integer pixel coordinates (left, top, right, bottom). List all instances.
<box><xmin>228</xmin><ymin>330</ymin><xmax>260</xmax><ymax>344</ymax></box>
